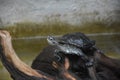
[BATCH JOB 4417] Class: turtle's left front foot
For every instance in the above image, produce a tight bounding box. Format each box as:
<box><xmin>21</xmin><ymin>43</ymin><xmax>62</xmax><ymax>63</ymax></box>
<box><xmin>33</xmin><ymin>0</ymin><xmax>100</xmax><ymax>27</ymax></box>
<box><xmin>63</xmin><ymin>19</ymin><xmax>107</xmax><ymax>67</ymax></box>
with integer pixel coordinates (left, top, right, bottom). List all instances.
<box><xmin>54</xmin><ymin>49</ymin><xmax>62</xmax><ymax>61</ymax></box>
<box><xmin>54</xmin><ymin>49</ymin><xmax>65</xmax><ymax>62</ymax></box>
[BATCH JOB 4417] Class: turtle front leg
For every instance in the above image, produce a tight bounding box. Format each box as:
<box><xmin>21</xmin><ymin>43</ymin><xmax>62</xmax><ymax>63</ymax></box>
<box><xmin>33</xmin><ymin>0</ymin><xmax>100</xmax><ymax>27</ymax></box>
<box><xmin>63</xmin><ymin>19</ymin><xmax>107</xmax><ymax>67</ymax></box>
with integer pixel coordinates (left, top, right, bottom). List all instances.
<box><xmin>54</xmin><ymin>49</ymin><xmax>65</xmax><ymax>62</ymax></box>
<box><xmin>85</xmin><ymin>58</ymin><xmax>94</xmax><ymax>67</ymax></box>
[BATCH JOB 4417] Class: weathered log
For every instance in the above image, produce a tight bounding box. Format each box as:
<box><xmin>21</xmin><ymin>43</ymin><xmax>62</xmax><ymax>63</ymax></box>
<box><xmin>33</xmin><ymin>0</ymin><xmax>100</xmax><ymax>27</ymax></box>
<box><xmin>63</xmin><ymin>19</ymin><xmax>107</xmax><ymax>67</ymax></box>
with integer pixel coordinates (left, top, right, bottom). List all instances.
<box><xmin>0</xmin><ymin>30</ymin><xmax>54</xmax><ymax>80</ymax></box>
<box><xmin>94</xmin><ymin>51</ymin><xmax>120</xmax><ymax>79</ymax></box>
<box><xmin>0</xmin><ymin>30</ymin><xmax>78</xmax><ymax>80</ymax></box>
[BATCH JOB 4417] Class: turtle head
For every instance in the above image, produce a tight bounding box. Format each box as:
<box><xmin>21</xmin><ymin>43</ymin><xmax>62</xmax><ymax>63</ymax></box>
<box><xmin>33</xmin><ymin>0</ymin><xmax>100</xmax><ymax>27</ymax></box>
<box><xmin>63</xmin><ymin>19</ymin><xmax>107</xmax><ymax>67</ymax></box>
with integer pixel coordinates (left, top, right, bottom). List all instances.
<box><xmin>47</xmin><ymin>36</ymin><xmax>58</xmax><ymax>45</ymax></box>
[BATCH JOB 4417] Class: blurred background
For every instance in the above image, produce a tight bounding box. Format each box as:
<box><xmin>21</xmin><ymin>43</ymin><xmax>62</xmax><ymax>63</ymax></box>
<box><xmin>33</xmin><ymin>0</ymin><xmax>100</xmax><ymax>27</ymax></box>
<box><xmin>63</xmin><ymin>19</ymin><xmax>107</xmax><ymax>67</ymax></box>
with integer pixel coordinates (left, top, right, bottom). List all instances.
<box><xmin>0</xmin><ymin>0</ymin><xmax>120</xmax><ymax>80</ymax></box>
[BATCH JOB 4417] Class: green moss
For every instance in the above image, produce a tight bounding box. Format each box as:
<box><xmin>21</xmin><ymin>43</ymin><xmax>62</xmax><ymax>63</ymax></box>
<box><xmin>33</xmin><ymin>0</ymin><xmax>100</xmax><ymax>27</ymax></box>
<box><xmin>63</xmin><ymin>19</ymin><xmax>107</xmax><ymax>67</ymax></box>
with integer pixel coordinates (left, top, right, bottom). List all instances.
<box><xmin>0</xmin><ymin>21</ymin><xmax>120</xmax><ymax>38</ymax></box>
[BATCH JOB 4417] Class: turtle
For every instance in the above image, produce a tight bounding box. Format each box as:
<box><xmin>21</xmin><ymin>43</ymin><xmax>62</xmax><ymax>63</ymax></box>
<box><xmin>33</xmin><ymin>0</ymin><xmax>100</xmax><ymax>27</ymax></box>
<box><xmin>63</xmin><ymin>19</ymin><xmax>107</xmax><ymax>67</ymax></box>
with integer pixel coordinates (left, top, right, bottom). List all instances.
<box><xmin>47</xmin><ymin>35</ymin><xmax>85</xmax><ymax>57</ymax></box>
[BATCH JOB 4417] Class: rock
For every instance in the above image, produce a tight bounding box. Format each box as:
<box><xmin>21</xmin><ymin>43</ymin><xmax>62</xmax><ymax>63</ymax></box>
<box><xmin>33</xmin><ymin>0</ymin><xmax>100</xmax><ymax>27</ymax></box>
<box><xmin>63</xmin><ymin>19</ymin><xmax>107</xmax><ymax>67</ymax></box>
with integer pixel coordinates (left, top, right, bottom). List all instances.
<box><xmin>0</xmin><ymin>0</ymin><xmax>120</xmax><ymax>25</ymax></box>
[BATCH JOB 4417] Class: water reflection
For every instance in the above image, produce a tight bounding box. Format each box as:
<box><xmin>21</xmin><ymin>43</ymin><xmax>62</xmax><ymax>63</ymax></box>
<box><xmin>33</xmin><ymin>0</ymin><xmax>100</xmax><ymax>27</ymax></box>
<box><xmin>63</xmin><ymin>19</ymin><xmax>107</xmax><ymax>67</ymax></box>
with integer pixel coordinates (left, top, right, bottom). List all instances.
<box><xmin>0</xmin><ymin>34</ymin><xmax>120</xmax><ymax>80</ymax></box>
<box><xmin>90</xmin><ymin>34</ymin><xmax>120</xmax><ymax>57</ymax></box>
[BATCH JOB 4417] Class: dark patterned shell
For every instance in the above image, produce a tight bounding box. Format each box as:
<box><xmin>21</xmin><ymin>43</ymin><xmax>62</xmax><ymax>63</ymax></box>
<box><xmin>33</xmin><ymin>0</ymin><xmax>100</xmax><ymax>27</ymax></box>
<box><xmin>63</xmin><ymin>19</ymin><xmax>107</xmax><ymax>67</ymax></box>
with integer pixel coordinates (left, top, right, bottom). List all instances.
<box><xmin>59</xmin><ymin>32</ymin><xmax>95</xmax><ymax>49</ymax></box>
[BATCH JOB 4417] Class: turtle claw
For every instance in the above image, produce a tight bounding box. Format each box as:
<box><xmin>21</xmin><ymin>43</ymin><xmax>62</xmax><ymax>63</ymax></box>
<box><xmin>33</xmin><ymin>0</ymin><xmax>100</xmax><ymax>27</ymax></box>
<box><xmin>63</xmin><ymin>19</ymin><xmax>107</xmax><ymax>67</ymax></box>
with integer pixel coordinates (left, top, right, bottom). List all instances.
<box><xmin>54</xmin><ymin>49</ymin><xmax>62</xmax><ymax>61</ymax></box>
<box><xmin>54</xmin><ymin>53</ymin><xmax>61</xmax><ymax>61</ymax></box>
<box><xmin>85</xmin><ymin>58</ymin><xmax>94</xmax><ymax>67</ymax></box>
<box><xmin>85</xmin><ymin>62</ymin><xmax>93</xmax><ymax>67</ymax></box>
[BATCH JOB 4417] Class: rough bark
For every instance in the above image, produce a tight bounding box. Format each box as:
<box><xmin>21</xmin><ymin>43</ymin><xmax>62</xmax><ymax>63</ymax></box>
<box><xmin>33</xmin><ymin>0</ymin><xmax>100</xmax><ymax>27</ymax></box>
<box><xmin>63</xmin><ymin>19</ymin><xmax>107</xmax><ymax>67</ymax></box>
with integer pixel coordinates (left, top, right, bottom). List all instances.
<box><xmin>0</xmin><ymin>30</ymin><xmax>78</xmax><ymax>80</ymax></box>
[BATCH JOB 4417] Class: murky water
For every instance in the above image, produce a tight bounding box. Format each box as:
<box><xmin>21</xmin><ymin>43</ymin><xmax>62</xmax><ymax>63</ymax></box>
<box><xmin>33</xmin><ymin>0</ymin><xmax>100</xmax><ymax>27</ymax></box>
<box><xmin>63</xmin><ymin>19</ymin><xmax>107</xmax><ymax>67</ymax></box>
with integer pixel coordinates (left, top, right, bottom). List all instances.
<box><xmin>0</xmin><ymin>34</ymin><xmax>120</xmax><ymax>80</ymax></box>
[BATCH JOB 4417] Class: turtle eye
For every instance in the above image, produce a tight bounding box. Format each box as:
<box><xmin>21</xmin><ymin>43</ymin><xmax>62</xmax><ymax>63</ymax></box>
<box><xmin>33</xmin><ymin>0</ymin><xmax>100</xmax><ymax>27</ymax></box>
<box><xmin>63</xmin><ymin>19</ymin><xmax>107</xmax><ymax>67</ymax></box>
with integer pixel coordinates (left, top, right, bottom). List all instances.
<box><xmin>49</xmin><ymin>37</ymin><xmax>53</xmax><ymax>40</ymax></box>
<box><xmin>48</xmin><ymin>36</ymin><xmax>54</xmax><ymax>40</ymax></box>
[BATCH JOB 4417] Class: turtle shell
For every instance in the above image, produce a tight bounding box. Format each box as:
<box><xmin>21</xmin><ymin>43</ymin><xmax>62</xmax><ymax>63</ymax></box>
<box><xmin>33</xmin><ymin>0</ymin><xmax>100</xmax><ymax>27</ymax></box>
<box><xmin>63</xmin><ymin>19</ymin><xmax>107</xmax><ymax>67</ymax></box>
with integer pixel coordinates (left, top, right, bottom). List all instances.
<box><xmin>59</xmin><ymin>32</ymin><xmax>95</xmax><ymax>49</ymax></box>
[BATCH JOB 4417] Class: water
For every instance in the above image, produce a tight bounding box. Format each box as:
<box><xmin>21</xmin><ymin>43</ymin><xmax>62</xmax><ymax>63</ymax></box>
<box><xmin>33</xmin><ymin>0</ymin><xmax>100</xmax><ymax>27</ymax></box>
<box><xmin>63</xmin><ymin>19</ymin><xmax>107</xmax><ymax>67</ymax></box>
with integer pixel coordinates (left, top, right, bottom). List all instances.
<box><xmin>0</xmin><ymin>34</ymin><xmax>120</xmax><ymax>80</ymax></box>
